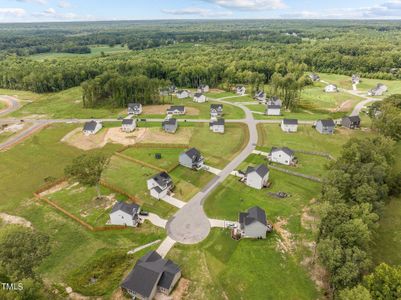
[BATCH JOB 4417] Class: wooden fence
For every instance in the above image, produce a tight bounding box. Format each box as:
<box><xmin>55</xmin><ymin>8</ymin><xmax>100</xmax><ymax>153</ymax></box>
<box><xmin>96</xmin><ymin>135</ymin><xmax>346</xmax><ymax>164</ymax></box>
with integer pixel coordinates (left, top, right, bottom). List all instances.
<box><xmin>268</xmin><ymin>165</ymin><xmax>322</xmax><ymax>183</ymax></box>
<box><xmin>35</xmin><ymin>177</ymin><xmax>68</xmax><ymax>195</ymax></box>
<box><xmin>114</xmin><ymin>152</ymin><xmax>166</xmax><ymax>172</ymax></box>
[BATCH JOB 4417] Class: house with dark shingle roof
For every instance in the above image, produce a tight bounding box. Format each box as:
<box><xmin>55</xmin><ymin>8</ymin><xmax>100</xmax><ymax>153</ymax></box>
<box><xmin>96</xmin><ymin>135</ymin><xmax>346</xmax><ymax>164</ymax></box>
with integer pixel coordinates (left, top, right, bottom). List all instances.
<box><xmin>352</xmin><ymin>74</ymin><xmax>361</xmax><ymax>85</ymax></box>
<box><xmin>128</xmin><ymin>103</ymin><xmax>143</xmax><ymax>115</ymax></box>
<box><xmin>269</xmin><ymin>147</ymin><xmax>296</xmax><ymax>166</ymax></box>
<box><xmin>166</xmin><ymin>106</ymin><xmax>185</xmax><ymax>116</ymax></box>
<box><xmin>281</xmin><ymin>119</ymin><xmax>298</xmax><ymax>132</ymax></box>
<box><xmin>241</xmin><ymin>164</ymin><xmax>269</xmax><ymax>190</ymax></box>
<box><xmin>238</xmin><ymin>206</ymin><xmax>272</xmax><ymax>239</ymax></box>
<box><xmin>109</xmin><ymin>201</ymin><xmax>141</xmax><ymax>227</ymax></box>
<box><xmin>147</xmin><ymin>172</ymin><xmax>174</xmax><ymax>200</ymax></box>
<box><xmin>209</xmin><ymin>118</ymin><xmax>225</xmax><ymax>133</ymax></box>
<box><xmin>210</xmin><ymin>104</ymin><xmax>223</xmax><ymax>118</ymax></box>
<box><xmin>342</xmin><ymin>115</ymin><xmax>361</xmax><ymax>129</ymax></box>
<box><xmin>193</xmin><ymin>93</ymin><xmax>206</xmax><ymax>103</ymax></box>
<box><xmin>255</xmin><ymin>91</ymin><xmax>266</xmax><ymax>103</ymax></box>
<box><xmin>197</xmin><ymin>84</ymin><xmax>209</xmax><ymax>93</ymax></box>
<box><xmin>121</xmin><ymin>118</ymin><xmax>137</xmax><ymax>133</ymax></box>
<box><xmin>236</xmin><ymin>85</ymin><xmax>246</xmax><ymax>96</ymax></box>
<box><xmin>176</xmin><ymin>90</ymin><xmax>190</xmax><ymax>99</ymax></box>
<box><xmin>121</xmin><ymin>251</ymin><xmax>181</xmax><ymax>300</ymax></box>
<box><xmin>266</xmin><ymin>104</ymin><xmax>282</xmax><ymax>116</ymax></box>
<box><xmin>309</xmin><ymin>73</ymin><xmax>320</xmax><ymax>82</ymax></box>
<box><xmin>82</xmin><ymin>120</ymin><xmax>102</xmax><ymax>136</ymax></box>
<box><xmin>368</xmin><ymin>83</ymin><xmax>388</xmax><ymax>96</ymax></box>
<box><xmin>179</xmin><ymin>148</ymin><xmax>204</xmax><ymax>170</ymax></box>
<box><xmin>162</xmin><ymin>118</ymin><xmax>178</xmax><ymax>133</ymax></box>
<box><xmin>316</xmin><ymin>119</ymin><xmax>335</xmax><ymax>134</ymax></box>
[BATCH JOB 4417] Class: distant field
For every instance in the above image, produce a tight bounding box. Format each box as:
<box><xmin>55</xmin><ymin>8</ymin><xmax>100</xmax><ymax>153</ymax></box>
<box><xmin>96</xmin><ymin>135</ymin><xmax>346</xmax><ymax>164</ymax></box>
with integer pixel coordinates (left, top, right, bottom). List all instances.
<box><xmin>29</xmin><ymin>45</ymin><xmax>131</xmax><ymax>61</ymax></box>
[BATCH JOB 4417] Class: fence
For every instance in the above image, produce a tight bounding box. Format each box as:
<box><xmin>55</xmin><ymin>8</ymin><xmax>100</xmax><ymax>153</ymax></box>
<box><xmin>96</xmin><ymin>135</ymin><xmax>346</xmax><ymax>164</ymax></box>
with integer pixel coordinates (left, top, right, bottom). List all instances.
<box><xmin>114</xmin><ymin>152</ymin><xmax>166</xmax><ymax>173</ymax></box>
<box><xmin>99</xmin><ymin>179</ymin><xmax>142</xmax><ymax>204</ymax></box>
<box><xmin>35</xmin><ymin>177</ymin><xmax>68</xmax><ymax>195</ymax></box>
<box><xmin>293</xmin><ymin>149</ymin><xmax>335</xmax><ymax>161</ymax></box>
<box><xmin>268</xmin><ymin>165</ymin><xmax>322</xmax><ymax>183</ymax></box>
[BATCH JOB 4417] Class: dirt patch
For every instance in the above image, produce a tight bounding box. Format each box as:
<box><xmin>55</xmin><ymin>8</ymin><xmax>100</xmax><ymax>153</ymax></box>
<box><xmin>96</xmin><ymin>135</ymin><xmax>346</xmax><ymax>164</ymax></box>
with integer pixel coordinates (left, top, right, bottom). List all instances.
<box><xmin>0</xmin><ymin>123</ymin><xmax>25</xmax><ymax>133</ymax></box>
<box><xmin>301</xmin><ymin>242</ymin><xmax>330</xmax><ymax>291</ymax></box>
<box><xmin>143</xmin><ymin>105</ymin><xmax>199</xmax><ymax>116</ymax></box>
<box><xmin>209</xmin><ymin>88</ymin><xmax>225</xmax><ymax>93</ymax></box>
<box><xmin>155</xmin><ymin>278</ymin><xmax>190</xmax><ymax>300</ymax></box>
<box><xmin>274</xmin><ymin>217</ymin><xmax>295</xmax><ymax>254</ymax></box>
<box><xmin>330</xmin><ymin>99</ymin><xmax>353</xmax><ymax>112</ymax></box>
<box><xmin>301</xmin><ymin>206</ymin><xmax>317</xmax><ymax>232</ymax></box>
<box><xmin>38</xmin><ymin>181</ymin><xmax>69</xmax><ymax>197</ymax></box>
<box><xmin>0</xmin><ymin>213</ymin><xmax>32</xmax><ymax>228</ymax></box>
<box><xmin>110</xmin><ymin>288</ymin><xmax>126</xmax><ymax>300</ymax></box>
<box><xmin>105</xmin><ymin>127</ymin><xmax>147</xmax><ymax>146</ymax></box>
<box><xmin>139</xmin><ymin>127</ymin><xmax>192</xmax><ymax>145</ymax></box>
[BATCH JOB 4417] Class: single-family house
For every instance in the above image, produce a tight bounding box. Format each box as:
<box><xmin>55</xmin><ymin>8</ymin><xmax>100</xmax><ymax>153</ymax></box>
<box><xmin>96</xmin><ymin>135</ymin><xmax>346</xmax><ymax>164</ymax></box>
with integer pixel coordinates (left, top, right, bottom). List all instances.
<box><xmin>281</xmin><ymin>119</ymin><xmax>298</xmax><ymax>133</ymax></box>
<box><xmin>352</xmin><ymin>74</ymin><xmax>361</xmax><ymax>84</ymax></box>
<box><xmin>121</xmin><ymin>251</ymin><xmax>181</xmax><ymax>300</ymax></box>
<box><xmin>197</xmin><ymin>84</ymin><xmax>209</xmax><ymax>93</ymax></box>
<box><xmin>128</xmin><ymin>103</ymin><xmax>143</xmax><ymax>115</ymax></box>
<box><xmin>166</xmin><ymin>106</ymin><xmax>186</xmax><ymax>116</ymax></box>
<box><xmin>193</xmin><ymin>93</ymin><xmax>206</xmax><ymax>103</ymax></box>
<box><xmin>342</xmin><ymin>116</ymin><xmax>361</xmax><ymax>129</ymax></box>
<box><xmin>176</xmin><ymin>90</ymin><xmax>190</xmax><ymax>99</ymax></box>
<box><xmin>236</xmin><ymin>85</ymin><xmax>246</xmax><ymax>96</ymax></box>
<box><xmin>316</xmin><ymin>119</ymin><xmax>335</xmax><ymax>134</ymax></box>
<box><xmin>267</xmin><ymin>96</ymin><xmax>282</xmax><ymax>107</ymax></box>
<box><xmin>255</xmin><ymin>91</ymin><xmax>266</xmax><ymax>104</ymax></box>
<box><xmin>238</xmin><ymin>206</ymin><xmax>271</xmax><ymax>239</ymax></box>
<box><xmin>209</xmin><ymin>118</ymin><xmax>225</xmax><ymax>133</ymax></box>
<box><xmin>368</xmin><ymin>83</ymin><xmax>388</xmax><ymax>96</ymax></box>
<box><xmin>309</xmin><ymin>73</ymin><xmax>320</xmax><ymax>82</ymax></box>
<box><xmin>121</xmin><ymin>118</ymin><xmax>137</xmax><ymax>133</ymax></box>
<box><xmin>210</xmin><ymin>104</ymin><xmax>223</xmax><ymax>118</ymax></box>
<box><xmin>179</xmin><ymin>148</ymin><xmax>204</xmax><ymax>170</ymax></box>
<box><xmin>266</xmin><ymin>105</ymin><xmax>281</xmax><ymax>116</ymax></box>
<box><xmin>82</xmin><ymin>120</ymin><xmax>102</xmax><ymax>136</ymax></box>
<box><xmin>269</xmin><ymin>147</ymin><xmax>296</xmax><ymax>166</ymax></box>
<box><xmin>109</xmin><ymin>201</ymin><xmax>141</xmax><ymax>227</ymax></box>
<box><xmin>324</xmin><ymin>84</ymin><xmax>338</xmax><ymax>93</ymax></box>
<box><xmin>162</xmin><ymin>118</ymin><xmax>178</xmax><ymax>133</ymax></box>
<box><xmin>147</xmin><ymin>172</ymin><xmax>174</xmax><ymax>200</ymax></box>
<box><xmin>241</xmin><ymin>164</ymin><xmax>269</xmax><ymax>190</ymax></box>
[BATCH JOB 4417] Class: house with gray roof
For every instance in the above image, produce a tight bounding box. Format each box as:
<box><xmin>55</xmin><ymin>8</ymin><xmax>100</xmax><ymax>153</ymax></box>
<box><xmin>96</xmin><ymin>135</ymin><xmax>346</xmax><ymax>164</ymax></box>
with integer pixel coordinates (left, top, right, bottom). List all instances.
<box><xmin>166</xmin><ymin>106</ymin><xmax>185</xmax><ymax>116</ymax></box>
<box><xmin>210</xmin><ymin>104</ymin><xmax>223</xmax><ymax>118</ymax></box>
<box><xmin>176</xmin><ymin>90</ymin><xmax>190</xmax><ymax>99</ymax></box>
<box><xmin>193</xmin><ymin>93</ymin><xmax>206</xmax><ymax>103</ymax></box>
<box><xmin>352</xmin><ymin>74</ymin><xmax>361</xmax><ymax>84</ymax></box>
<box><xmin>266</xmin><ymin>104</ymin><xmax>282</xmax><ymax>116</ymax></box>
<box><xmin>281</xmin><ymin>119</ymin><xmax>298</xmax><ymax>132</ymax></box>
<box><xmin>241</xmin><ymin>164</ymin><xmax>269</xmax><ymax>190</ymax></box>
<box><xmin>324</xmin><ymin>84</ymin><xmax>338</xmax><ymax>93</ymax></box>
<box><xmin>179</xmin><ymin>148</ymin><xmax>204</xmax><ymax>170</ymax></box>
<box><xmin>342</xmin><ymin>115</ymin><xmax>361</xmax><ymax>129</ymax></box>
<box><xmin>121</xmin><ymin>118</ymin><xmax>137</xmax><ymax>133</ymax></box>
<box><xmin>128</xmin><ymin>103</ymin><xmax>143</xmax><ymax>115</ymax></box>
<box><xmin>82</xmin><ymin>120</ymin><xmax>102</xmax><ymax>136</ymax></box>
<box><xmin>121</xmin><ymin>251</ymin><xmax>181</xmax><ymax>300</ymax></box>
<box><xmin>267</xmin><ymin>96</ymin><xmax>282</xmax><ymax>107</ymax></box>
<box><xmin>368</xmin><ymin>83</ymin><xmax>388</xmax><ymax>96</ymax></box>
<box><xmin>316</xmin><ymin>119</ymin><xmax>335</xmax><ymax>134</ymax></box>
<box><xmin>255</xmin><ymin>91</ymin><xmax>266</xmax><ymax>103</ymax></box>
<box><xmin>197</xmin><ymin>84</ymin><xmax>209</xmax><ymax>93</ymax></box>
<box><xmin>309</xmin><ymin>73</ymin><xmax>320</xmax><ymax>82</ymax></box>
<box><xmin>109</xmin><ymin>201</ymin><xmax>141</xmax><ymax>227</ymax></box>
<box><xmin>269</xmin><ymin>147</ymin><xmax>296</xmax><ymax>166</ymax></box>
<box><xmin>162</xmin><ymin>118</ymin><xmax>178</xmax><ymax>133</ymax></box>
<box><xmin>236</xmin><ymin>85</ymin><xmax>246</xmax><ymax>96</ymax></box>
<box><xmin>147</xmin><ymin>172</ymin><xmax>174</xmax><ymax>200</ymax></box>
<box><xmin>209</xmin><ymin>118</ymin><xmax>225</xmax><ymax>133</ymax></box>
<box><xmin>238</xmin><ymin>206</ymin><xmax>272</xmax><ymax>239</ymax></box>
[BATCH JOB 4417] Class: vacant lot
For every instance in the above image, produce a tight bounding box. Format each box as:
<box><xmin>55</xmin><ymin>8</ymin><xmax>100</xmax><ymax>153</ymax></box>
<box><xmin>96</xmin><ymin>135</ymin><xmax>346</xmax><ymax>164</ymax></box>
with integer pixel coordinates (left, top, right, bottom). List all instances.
<box><xmin>122</xmin><ymin>147</ymin><xmax>182</xmax><ymax>171</ymax></box>
<box><xmin>139</xmin><ymin>127</ymin><xmax>192</xmax><ymax>145</ymax></box>
<box><xmin>143</xmin><ymin>104</ymin><xmax>199</xmax><ymax>115</ymax></box>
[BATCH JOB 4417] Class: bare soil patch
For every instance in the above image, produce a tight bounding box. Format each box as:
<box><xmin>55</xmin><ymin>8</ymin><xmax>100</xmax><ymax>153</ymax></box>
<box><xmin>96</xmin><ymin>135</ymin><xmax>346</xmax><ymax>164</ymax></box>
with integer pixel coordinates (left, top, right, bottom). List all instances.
<box><xmin>330</xmin><ymin>100</ymin><xmax>353</xmax><ymax>112</ymax></box>
<box><xmin>139</xmin><ymin>127</ymin><xmax>192</xmax><ymax>145</ymax></box>
<box><xmin>274</xmin><ymin>217</ymin><xmax>295</xmax><ymax>254</ymax></box>
<box><xmin>0</xmin><ymin>123</ymin><xmax>25</xmax><ymax>134</ymax></box>
<box><xmin>143</xmin><ymin>105</ymin><xmax>199</xmax><ymax>116</ymax></box>
<box><xmin>0</xmin><ymin>213</ymin><xmax>32</xmax><ymax>228</ymax></box>
<box><xmin>105</xmin><ymin>127</ymin><xmax>147</xmax><ymax>146</ymax></box>
<box><xmin>155</xmin><ymin>278</ymin><xmax>190</xmax><ymax>300</ymax></box>
<box><xmin>301</xmin><ymin>242</ymin><xmax>330</xmax><ymax>291</ymax></box>
<box><xmin>38</xmin><ymin>181</ymin><xmax>69</xmax><ymax>197</ymax></box>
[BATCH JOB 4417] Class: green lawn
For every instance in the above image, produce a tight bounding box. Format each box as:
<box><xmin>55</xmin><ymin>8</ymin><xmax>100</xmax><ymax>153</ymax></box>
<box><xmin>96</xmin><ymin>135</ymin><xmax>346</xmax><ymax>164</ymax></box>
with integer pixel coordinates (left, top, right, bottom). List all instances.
<box><xmin>121</xmin><ymin>147</ymin><xmax>182</xmax><ymax>171</ymax></box>
<box><xmin>29</xmin><ymin>45</ymin><xmax>131</xmax><ymax>61</ymax></box>
<box><xmin>257</xmin><ymin>124</ymin><xmax>375</xmax><ymax>158</ymax></box>
<box><xmin>168</xmin><ymin>228</ymin><xmax>319</xmax><ymax>300</ymax></box>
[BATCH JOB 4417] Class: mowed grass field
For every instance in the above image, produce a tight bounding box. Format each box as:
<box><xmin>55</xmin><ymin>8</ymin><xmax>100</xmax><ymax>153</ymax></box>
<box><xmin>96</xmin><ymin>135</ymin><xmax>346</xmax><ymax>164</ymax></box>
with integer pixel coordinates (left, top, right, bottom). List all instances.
<box><xmin>168</xmin><ymin>229</ymin><xmax>319</xmax><ymax>300</ymax></box>
<box><xmin>0</xmin><ymin>124</ymin><xmax>165</xmax><ymax>293</ymax></box>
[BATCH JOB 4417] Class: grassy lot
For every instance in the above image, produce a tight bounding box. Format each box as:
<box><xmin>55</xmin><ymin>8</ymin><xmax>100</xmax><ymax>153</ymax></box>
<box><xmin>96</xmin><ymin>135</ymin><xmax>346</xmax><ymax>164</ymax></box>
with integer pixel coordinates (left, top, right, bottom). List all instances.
<box><xmin>168</xmin><ymin>228</ymin><xmax>319</xmax><ymax>300</ymax></box>
<box><xmin>190</xmin><ymin>123</ymin><xmax>248</xmax><ymax>168</ymax></box>
<box><xmin>0</xmin><ymin>130</ymin><xmax>17</xmax><ymax>143</ymax></box>
<box><xmin>257</xmin><ymin>124</ymin><xmax>375</xmax><ymax>158</ymax></box>
<box><xmin>29</xmin><ymin>45</ymin><xmax>131</xmax><ymax>61</ymax></box>
<box><xmin>122</xmin><ymin>147</ymin><xmax>182</xmax><ymax>171</ymax></box>
<box><xmin>0</xmin><ymin>123</ymin><xmax>165</xmax><ymax>294</ymax></box>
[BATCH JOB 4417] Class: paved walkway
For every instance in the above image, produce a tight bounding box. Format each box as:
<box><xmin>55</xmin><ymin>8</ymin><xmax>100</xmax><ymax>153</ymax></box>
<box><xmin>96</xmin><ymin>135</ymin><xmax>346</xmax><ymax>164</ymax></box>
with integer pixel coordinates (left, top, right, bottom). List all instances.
<box><xmin>142</xmin><ymin>213</ymin><xmax>168</xmax><ymax>229</ymax></box>
<box><xmin>209</xmin><ymin>218</ymin><xmax>238</xmax><ymax>228</ymax></box>
<box><xmin>127</xmin><ymin>239</ymin><xmax>161</xmax><ymax>255</ymax></box>
<box><xmin>202</xmin><ymin>165</ymin><xmax>221</xmax><ymax>175</ymax></box>
<box><xmin>156</xmin><ymin>236</ymin><xmax>176</xmax><ymax>258</ymax></box>
<box><xmin>161</xmin><ymin>195</ymin><xmax>186</xmax><ymax>208</ymax></box>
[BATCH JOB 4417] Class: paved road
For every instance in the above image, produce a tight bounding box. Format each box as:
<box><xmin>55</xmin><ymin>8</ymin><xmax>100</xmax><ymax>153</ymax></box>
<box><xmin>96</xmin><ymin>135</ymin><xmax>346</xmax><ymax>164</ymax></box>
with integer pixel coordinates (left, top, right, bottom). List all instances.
<box><xmin>166</xmin><ymin>99</ymin><xmax>258</xmax><ymax>244</ymax></box>
<box><xmin>0</xmin><ymin>96</ymin><xmax>21</xmax><ymax>117</ymax></box>
<box><xmin>0</xmin><ymin>123</ymin><xmax>47</xmax><ymax>151</ymax></box>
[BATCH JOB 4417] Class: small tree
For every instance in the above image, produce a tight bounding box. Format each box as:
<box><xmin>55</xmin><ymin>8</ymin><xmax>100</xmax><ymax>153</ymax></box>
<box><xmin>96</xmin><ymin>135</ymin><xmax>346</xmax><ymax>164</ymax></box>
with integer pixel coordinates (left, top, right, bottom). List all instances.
<box><xmin>65</xmin><ymin>154</ymin><xmax>110</xmax><ymax>198</ymax></box>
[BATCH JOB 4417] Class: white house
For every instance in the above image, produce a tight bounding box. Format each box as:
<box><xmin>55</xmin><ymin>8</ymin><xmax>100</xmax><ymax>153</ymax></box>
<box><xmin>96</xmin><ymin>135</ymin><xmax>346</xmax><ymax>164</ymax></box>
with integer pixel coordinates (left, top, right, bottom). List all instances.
<box><xmin>197</xmin><ymin>85</ymin><xmax>209</xmax><ymax>93</ymax></box>
<box><xmin>309</xmin><ymin>73</ymin><xmax>320</xmax><ymax>82</ymax></box>
<box><xmin>352</xmin><ymin>74</ymin><xmax>361</xmax><ymax>84</ymax></box>
<box><xmin>176</xmin><ymin>90</ymin><xmax>190</xmax><ymax>99</ymax></box>
<box><xmin>368</xmin><ymin>83</ymin><xmax>388</xmax><ymax>96</ymax></box>
<box><xmin>255</xmin><ymin>91</ymin><xmax>266</xmax><ymax>103</ymax></box>
<box><xmin>210</xmin><ymin>104</ymin><xmax>223</xmax><ymax>118</ymax></box>
<box><xmin>147</xmin><ymin>172</ymin><xmax>174</xmax><ymax>200</ymax></box>
<box><xmin>236</xmin><ymin>86</ymin><xmax>246</xmax><ymax>96</ymax></box>
<box><xmin>241</xmin><ymin>164</ymin><xmax>269</xmax><ymax>190</ymax></box>
<box><xmin>193</xmin><ymin>93</ymin><xmax>206</xmax><ymax>103</ymax></box>
<box><xmin>109</xmin><ymin>201</ymin><xmax>141</xmax><ymax>227</ymax></box>
<box><xmin>238</xmin><ymin>206</ymin><xmax>271</xmax><ymax>239</ymax></box>
<box><xmin>82</xmin><ymin>120</ymin><xmax>102</xmax><ymax>136</ymax></box>
<box><xmin>128</xmin><ymin>103</ymin><xmax>142</xmax><ymax>115</ymax></box>
<box><xmin>166</xmin><ymin>106</ymin><xmax>186</xmax><ymax>115</ymax></box>
<box><xmin>324</xmin><ymin>84</ymin><xmax>338</xmax><ymax>93</ymax></box>
<box><xmin>266</xmin><ymin>105</ymin><xmax>281</xmax><ymax>116</ymax></box>
<box><xmin>267</xmin><ymin>96</ymin><xmax>282</xmax><ymax>107</ymax></box>
<box><xmin>121</xmin><ymin>118</ymin><xmax>137</xmax><ymax>133</ymax></box>
<box><xmin>316</xmin><ymin>119</ymin><xmax>335</xmax><ymax>134</ymax></box>
<box><xmin>269</xmin><ymin>147</ymin><xmax>296</xmax><ymax>166</ymax></box>
<box><xmin>209</xmin><ymin>118</ymin><xmax>225</xmax><ymax>133</ymax></box>
<box><xmin>281</xmin><ymin>119</ymin><xmax>298</xmax><ymax>132</ymax></box>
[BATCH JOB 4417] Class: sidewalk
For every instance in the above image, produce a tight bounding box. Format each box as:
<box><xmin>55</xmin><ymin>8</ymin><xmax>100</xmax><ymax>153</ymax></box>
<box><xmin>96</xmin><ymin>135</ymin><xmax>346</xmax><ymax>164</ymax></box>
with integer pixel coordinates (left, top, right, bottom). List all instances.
<box><xmin>141</xmin><ymin>213</ymin><xmax>168</xmax><ymax>228</ymax></box>
<box><xmin>156</xmin><ymin>236</ymin><xmax>176</xmax><ymax>258</ymax></box>
<box><xmin>161</xmin><ymin>195</ymin><xmax>186</xmax><ymax>208</ymax></box>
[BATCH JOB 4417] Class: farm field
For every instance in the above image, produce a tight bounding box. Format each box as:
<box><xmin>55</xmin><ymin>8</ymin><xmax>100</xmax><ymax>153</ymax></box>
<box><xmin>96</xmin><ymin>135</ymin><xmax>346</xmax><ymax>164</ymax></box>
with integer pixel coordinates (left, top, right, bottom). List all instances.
<box><xmin>257</xmin><ymin>124</ymin><xmax>375</xmax><ymax>158</ymax></box>
<box><xmin>167</xmin><ymin>229</ymin><xmax>319</xmax><ymax>300</ymax></box>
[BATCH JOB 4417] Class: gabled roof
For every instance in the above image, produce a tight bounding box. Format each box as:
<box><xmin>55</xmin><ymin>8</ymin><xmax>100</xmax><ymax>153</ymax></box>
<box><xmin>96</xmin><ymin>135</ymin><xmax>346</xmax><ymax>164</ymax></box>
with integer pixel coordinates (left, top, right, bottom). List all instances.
<box><xmin>163</xmin><ymin>118</ymin><xmax>177</xmax><ymax>126</ymax></box>
<box><xmin>128</xmin><ymin>103</ymin><xmax>141</xmax><ymax>109</ymax></box>
<box><xmin>111</xmin><ymin>201</ymin><xmax>140</xmax><ymax>215</ymax></box>
<box><xmin>194</xmin><ymin>93</ymin><xmax>203</xmax><ymax>98</ymax></box>
<box><xmin>83</xmin><ymin>120</ymin><xmax>99</xmax><ymax>132</ymax></box>
<box><xmin>210</xmin><ymin>118</ymin><xmax>225</xmax><ymax>126</ymax></box>
<box><xmin>167</xmin><ymin>105</ymin><xmax>185</xmax><ymax>112</ymax></box>
<box><xmin>267</xmin><ymin>105</ymin><xmax>281</xmax><ymax>109</ymax></box>
<box><xmin>239</xmin><ymin>206</ymin><xmax>268</xmax><ymax>228</ymax></box>
<box><xmin>182</xmin><ymin>148</ymin><xmax>202</xmax><ymax>162</ymax></box>
<box><xmin>122</xmin><ymin>118</ymin><xmax>135</xmax><ymax>125</ymax></box>
<box><xmin>210</xmin><ymin>104</ymin><xmax>223</xmax><ymax>110</ymax></box>
<box><xmin>245</xmin><ymin>164</ymin><xmax>269</xmax><ymax>178</ymax></box>
<box><xmin>282</xmin><ymin>119</ymin><xmax>298</xmax><ymax>125</ymax></box>
<box><xmin>151</xmin><ymin>172</ymin><xmax>172</xmax><ymax>187</ymax></box>
<box><xmin>177</xmin><ymin>90</ymin><xmax>188</xmax><ymax>94</ymax></box>
<box><xmin>343</xmin><ymin>115</ymin><xmax>361</xmax><ymax>123</ymax></box>
<box><xmin>318</xmin><ymin>119</ymin><xmax>335</xmax><ymax>127</ymax></box>
<box><xmin>271</xmin><ymin>146</ymin><xmax>294</xmax><ymax>157</ymax></box>
<box><xmin>256</xmin><ymin>91</ymin><xmax>265</xmax><ymax>97</ymax></box>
